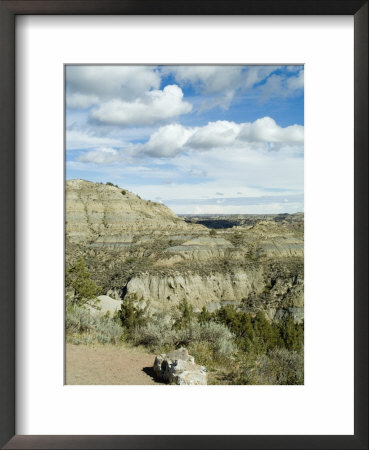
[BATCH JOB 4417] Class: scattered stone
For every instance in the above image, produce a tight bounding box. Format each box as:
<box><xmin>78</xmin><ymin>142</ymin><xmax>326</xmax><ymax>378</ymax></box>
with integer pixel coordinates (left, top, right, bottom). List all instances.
<box><xmin>153</xmin><ymin>347</ymin><xmax>207</xmax><ymax>385</ymax></box>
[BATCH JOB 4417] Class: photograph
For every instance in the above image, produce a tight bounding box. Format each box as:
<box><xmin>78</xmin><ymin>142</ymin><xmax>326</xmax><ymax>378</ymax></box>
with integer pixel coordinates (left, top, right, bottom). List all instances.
<box><xmin>1</xmin><ymin>0</ymin><xmax>366</xmax><ymax>446</ymax></box>
<box><xmin>65</xmin><ymin>64</ymin><xmax>304</xmax><ymax>386</ymax></box>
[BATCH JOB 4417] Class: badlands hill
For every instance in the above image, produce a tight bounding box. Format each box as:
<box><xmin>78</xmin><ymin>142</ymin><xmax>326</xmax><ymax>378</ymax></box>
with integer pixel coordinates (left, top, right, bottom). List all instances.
<box><xmin>66</xmin><ymin>179</ymin><xmax>304</xmax><ymax>322</ymax></box>
<box><xmin>66</xmin><ymin>178</ymin><xmax>203</xmax><ymax>243</ymax></box>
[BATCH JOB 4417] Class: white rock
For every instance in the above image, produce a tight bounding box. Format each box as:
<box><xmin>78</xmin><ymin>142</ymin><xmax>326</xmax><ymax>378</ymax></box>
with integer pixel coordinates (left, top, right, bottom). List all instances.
<box><xmin>153</xmin><ymin>348</ymin><xmax>207</xmax><ymax>385</ymax></box>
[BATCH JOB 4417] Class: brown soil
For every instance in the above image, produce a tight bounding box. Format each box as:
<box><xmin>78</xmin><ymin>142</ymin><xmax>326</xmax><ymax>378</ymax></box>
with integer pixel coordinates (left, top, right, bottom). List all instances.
<box><xmin>66</xmin><ymin>343</ymin><xmax>164</xmax><ymax>385</ymax></box>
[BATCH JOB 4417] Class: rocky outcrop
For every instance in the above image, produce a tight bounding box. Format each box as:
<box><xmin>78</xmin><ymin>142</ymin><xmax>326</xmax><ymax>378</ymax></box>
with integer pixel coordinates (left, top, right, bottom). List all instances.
<box><xmin>153</xmin><ymin>348</ymin><xmax>207</xmax><ymax>385</ymax></box>
<box><xmin>86</xmin><ymin>295</ymin><xmax>121</xmax><ymax>316</ymax></box>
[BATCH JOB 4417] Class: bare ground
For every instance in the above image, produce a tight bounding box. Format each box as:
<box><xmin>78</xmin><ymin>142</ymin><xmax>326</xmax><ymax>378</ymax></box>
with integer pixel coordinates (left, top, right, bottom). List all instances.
<box><xmin>66</xmin><ymin>343</ymin><xmax>164</xmax><ymax>385</ymax></box>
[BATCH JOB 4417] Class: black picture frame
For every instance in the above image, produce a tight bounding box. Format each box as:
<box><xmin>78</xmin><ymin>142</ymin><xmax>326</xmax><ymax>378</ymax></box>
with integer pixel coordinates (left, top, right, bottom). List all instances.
<box><xmin>0</xmin><ymin>1</ymin><xmax>367</xmax><ymax>449</ymax></box>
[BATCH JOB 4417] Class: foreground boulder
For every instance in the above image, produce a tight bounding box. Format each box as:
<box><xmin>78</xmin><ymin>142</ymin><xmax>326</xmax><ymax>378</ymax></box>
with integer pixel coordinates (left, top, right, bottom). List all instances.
<box><xmin>153</xmin><ymin>348</ymin><xmax>207</xmax><ymax>385</ymax></box>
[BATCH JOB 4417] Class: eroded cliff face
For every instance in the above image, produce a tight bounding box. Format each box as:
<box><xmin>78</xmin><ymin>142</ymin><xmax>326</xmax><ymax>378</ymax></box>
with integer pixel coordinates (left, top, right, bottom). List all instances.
<box><xmin>66</xmin><ymin>180</ymin><xmax>304</xmax><ymax>321</ymax></box>
<box><xmin>122</xmin><ymin>260</ymin><xmax>303</xmax><ymax>321</ymax></box>
<box><xmin>125</xmin><ymin>269</ymin><xmax>264</xmax><ymax>310</ymax></box>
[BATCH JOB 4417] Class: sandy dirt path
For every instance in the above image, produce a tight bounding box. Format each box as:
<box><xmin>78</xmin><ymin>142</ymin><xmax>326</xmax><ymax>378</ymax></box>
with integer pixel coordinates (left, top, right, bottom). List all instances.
<box><xmin>66</xmin><ymin>343</ymin><xmax>163</xmax><ymax>385</ymax></box>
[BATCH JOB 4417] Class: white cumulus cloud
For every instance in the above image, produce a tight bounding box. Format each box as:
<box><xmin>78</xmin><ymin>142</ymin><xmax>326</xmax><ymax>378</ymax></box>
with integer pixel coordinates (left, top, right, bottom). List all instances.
<box><xmin>138</xmin><ymin>118</ymin><xmax>303</xmax><ymax>157</ymax></box>
<box><xmin>142</xmin><ymin>124</ymin><xmax>195</xmax><ymax>157</ymax></box>
<box><xmin>73</xmin><ymin>117</ymin><xmax>303</xmax><ymax>162</ymax></box>
<box><xmin>90</xmin><ymin>85</ymin><xmax>192</xmax><ymax>126</ymax></box>
<box><xmin>66</xmin><ymin>65</ymin><xmax>161</xmax><ymax>107</ymax></box>
<box><xmin>186</xmin><ymin>121</ymin><xmax>240</xmax><ymax>149</ymax></box>
<box><xmin>239</xmin><ymin>117</ymin><xmax>304</xmax><ymax>144</ymax></box>
<box><xmin>77</xmin><ymin>147</ymin><xmax>120</xmax><ymax>164</ymax></box>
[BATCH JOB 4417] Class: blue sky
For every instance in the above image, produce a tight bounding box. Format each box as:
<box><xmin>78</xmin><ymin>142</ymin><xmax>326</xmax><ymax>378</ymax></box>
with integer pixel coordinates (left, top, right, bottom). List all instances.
<box><xmin>66</xmin><ymin>65</ymin><xmax>304</xmax><ymax>214</ymax></box>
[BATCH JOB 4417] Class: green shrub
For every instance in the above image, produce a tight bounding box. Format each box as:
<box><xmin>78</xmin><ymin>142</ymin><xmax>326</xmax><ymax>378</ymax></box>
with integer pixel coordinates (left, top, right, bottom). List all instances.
<box><xmin>66</xmin><ymin>302</ymin><xmax>94</xmax><ymax>333</ymax></box>
<box><xmin>198</xmin><ymin>321</ymin><xmax>236</xmax><ymax>357</ymax></box>
<box><xmin>117</xmin><ymin>294</ymin><xmax>148</xmax><ymax>338</ymax></box>
<box><xmin>278</xmin><ymin>316</ymin><xmax>304</xmax><ymax>351</ymax></box>
<box><xmin>66</xmin><ymin>302</ymin><xmax>123</xmax><ymax>345</ymax></box>
<box><xmin>130</xmin><ymin>303</ymin><xmax>236</xmax><ymax>360</ymax></box>
<box><xmin>172</xmin><ymin>299</ymin><xmax>195</xmax><ymax>330</ymax></box>
<box><xmin>92</xmin><ymin>317</ymin><xmax>124</xmax><ymax>344</ymax></box>
<box><xmin>198</xmin><ymin>306</ymin><xmax>212</xmax><ymax>325</ymax></box>
<box><xmin>184</xmin><ymin>322</ymin><xmax>236</xmax><ymax>376</ymax></box>
<box><xmin>121</xmin><ymin>190</ymin><xmax>127</xmax><ymax>195</ymax></box>
<box><xmin>175</xmin><ymin>321</ymin><xmax>202</xmax><ymax>347</ymax></box>
<box><xmin>213</xmin><ymin>305</ymin><xmax>304</xmax><ymax>354</ymax></box>
<box><xmin>66</xmin><ymin>258</ymin><xmax>101</xmax><ymax>307</ymax></box>
<box><xmin>173</xmin><ymin>316</ymin><xmax>236</xmax><ymax>359</ymax></box>
<box><xmin>132</xmin><ymin>320</ymin><xmax>176</xmax><ymax>350</ymax></box>
<box><xmin>209</xmin><ymin>229</ymin><xmax>217</xmax><ymax>236</ymax></box>
<box><xmin>251</xmin><ymin>311</ymin><xmax>281</xmax><ymax>352</ymax></box>
<box><xmin>247</xmin><ymin>348</ymin><xmax>304</xmax><ymax>385</ymax></box>
<box><xmin>214</xmin><ymin>305</ymin><xmax>254</xmax><ymax>351</ymax></box>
